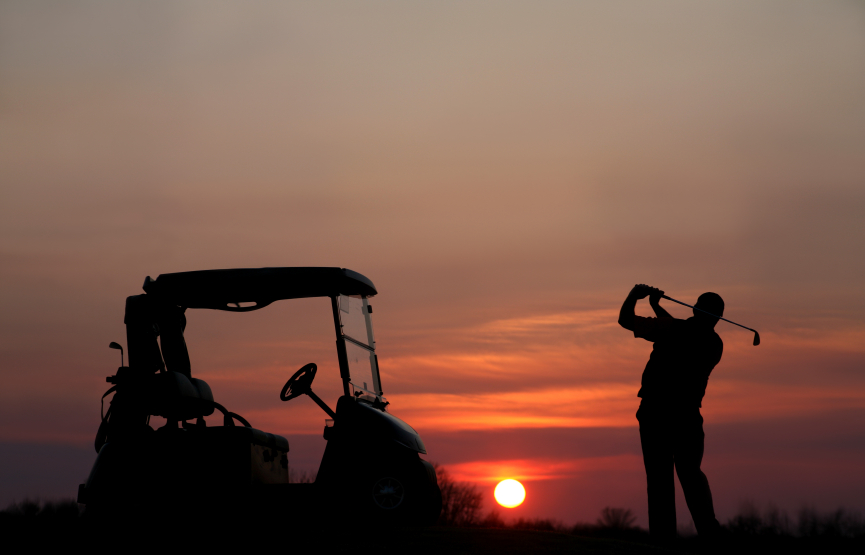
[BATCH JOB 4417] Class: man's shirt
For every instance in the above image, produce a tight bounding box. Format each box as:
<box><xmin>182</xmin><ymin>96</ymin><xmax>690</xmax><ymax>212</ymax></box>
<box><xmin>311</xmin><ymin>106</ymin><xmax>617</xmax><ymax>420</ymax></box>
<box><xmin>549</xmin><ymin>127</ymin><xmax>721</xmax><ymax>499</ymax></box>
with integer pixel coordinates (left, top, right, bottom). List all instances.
<box><xmin>632</xmin><ymin>316</ymin><xmax>723</xmax><ymax>408</ymax></box>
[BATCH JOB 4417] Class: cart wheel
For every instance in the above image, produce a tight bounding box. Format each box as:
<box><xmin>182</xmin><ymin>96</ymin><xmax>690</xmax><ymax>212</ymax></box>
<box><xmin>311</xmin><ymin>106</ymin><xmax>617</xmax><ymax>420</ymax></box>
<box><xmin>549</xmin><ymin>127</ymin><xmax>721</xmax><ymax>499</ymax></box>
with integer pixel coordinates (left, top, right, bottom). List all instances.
<box><xmin>372</xmin><ymin>476</ymin><xmax>405</xmax><ymax>510</ymax></box>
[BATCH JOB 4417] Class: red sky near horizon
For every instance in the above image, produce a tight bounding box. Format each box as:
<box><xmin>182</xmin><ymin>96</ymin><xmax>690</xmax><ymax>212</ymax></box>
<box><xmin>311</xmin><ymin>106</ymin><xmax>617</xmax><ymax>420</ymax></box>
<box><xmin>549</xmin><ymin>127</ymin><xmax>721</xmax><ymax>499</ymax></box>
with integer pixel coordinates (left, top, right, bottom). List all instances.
<box><xmin>2</xmin><ymin>1</ymin><xmax>864</xmax><ymax>528</ymax></box>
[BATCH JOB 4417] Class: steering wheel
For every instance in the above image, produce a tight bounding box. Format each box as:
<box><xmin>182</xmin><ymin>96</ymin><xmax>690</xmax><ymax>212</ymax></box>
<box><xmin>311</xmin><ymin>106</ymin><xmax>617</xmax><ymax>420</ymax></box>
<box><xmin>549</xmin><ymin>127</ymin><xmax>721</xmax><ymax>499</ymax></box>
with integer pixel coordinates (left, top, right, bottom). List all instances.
<box><xmin>280</xmin><ymin>363</ymin><xmax>317</xmax><ymax>402</ymax></box>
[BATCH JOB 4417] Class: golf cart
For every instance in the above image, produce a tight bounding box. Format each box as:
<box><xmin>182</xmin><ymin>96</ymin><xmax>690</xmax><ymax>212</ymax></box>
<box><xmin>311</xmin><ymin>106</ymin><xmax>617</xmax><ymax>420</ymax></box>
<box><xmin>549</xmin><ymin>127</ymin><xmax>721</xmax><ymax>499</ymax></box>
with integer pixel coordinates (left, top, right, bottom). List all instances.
<box><xmin>78</xmin><ymin>267</ymin><xmax>441</xmax><ymax>524</ymax></box>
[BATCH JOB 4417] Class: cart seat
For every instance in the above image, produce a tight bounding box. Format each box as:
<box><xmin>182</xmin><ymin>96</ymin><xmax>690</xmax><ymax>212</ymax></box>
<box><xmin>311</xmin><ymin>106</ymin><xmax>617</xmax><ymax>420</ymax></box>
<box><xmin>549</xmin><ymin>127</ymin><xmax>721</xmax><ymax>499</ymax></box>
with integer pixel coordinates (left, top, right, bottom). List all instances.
<box><xmin>147</xmin><ymin>371</ymin><xmax>215</xmax><ymax>421</ymax></box>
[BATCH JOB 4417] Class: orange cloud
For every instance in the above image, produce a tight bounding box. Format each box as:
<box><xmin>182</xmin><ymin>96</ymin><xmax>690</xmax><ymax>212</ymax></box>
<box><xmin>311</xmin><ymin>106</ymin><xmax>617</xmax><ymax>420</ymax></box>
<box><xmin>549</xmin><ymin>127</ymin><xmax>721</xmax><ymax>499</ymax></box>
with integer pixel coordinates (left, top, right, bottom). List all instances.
<box><xmin>446</xmin><ymin>455</ymin><xmax>641</xmax><ymax>484</ymax></box>
<box><xmin>388</xmin><ymin>384</ymin><xmax>638</xmax><ymax>431</ymax></box>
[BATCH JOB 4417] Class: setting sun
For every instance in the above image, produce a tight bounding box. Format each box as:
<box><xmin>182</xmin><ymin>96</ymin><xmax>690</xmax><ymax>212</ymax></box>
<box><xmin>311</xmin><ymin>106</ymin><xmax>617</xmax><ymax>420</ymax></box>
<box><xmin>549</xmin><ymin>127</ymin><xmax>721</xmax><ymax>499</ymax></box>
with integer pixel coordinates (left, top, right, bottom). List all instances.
<box><xmin>494</xmin><ymin>479</ymin><xmax>526</xmax><ymax>508</ymax></box>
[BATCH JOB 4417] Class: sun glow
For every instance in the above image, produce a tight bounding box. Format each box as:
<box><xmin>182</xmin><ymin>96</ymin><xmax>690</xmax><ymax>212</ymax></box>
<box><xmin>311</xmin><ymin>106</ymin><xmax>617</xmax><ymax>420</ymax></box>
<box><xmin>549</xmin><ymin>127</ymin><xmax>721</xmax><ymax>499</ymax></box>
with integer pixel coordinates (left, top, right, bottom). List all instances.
<box><xmin>494</xmin><ymin>479</ymin><xmax>526</xmax><ymax>508</ymax></box>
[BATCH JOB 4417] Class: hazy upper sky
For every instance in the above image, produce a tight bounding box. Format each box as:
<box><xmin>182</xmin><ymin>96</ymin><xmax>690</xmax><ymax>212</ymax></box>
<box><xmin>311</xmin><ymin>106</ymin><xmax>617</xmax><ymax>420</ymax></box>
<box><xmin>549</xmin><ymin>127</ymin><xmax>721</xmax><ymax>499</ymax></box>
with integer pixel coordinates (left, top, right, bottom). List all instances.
<box><xmin>2</xmin><ymin>1</ymin><xmax>864</xmax><ymax>525</ymax></box>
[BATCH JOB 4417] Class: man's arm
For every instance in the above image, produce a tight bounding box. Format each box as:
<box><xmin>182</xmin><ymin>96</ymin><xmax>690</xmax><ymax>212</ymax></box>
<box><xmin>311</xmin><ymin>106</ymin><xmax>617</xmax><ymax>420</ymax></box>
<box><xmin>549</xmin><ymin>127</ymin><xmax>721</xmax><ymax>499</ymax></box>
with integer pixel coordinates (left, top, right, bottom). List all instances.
<box><xmin>618</xmin><ymin>284</ymin><xmax>663</xmax><ymax>331</ymax></box>
<box><xmin>649</xmin><ymin>290</ymin><xmax>672</xmax><ymax>319</ymax></box>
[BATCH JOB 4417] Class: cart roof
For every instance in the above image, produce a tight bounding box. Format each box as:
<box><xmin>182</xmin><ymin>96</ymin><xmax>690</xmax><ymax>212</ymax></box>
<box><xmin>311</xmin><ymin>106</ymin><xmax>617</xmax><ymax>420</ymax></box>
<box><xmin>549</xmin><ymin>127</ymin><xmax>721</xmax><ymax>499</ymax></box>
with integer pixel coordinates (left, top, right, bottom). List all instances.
<box><xmin>142</xmin><ymin>267</ymin><xmax>376</xmax><ymax>310</ymax></box>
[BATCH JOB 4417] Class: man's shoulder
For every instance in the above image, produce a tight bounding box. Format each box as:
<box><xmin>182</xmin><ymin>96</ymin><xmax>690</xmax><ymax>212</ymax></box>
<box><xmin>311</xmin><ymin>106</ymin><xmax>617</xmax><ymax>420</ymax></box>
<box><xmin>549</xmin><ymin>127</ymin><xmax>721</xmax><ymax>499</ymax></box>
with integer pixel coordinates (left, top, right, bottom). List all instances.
<box><xmin>685</xmin><ymin>319</ymin><xmax>724</xmax><ymax>354</ymax></box>
<box><xmin>633</xmin><ymin>315</ymin><xmax>682</xmax><ymax>341</ymax></box>
<box><xmin>694</xmin><ymin>319</ymin><xmax>723</xmax><ymax>344</ymax></box>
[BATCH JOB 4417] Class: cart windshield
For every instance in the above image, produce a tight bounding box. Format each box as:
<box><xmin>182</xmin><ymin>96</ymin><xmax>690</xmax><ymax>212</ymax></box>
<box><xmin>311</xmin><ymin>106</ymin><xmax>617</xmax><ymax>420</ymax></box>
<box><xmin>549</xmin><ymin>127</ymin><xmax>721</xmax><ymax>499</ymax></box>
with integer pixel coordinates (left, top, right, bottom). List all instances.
<box><xmin>337</xmin><ymin>294</ymin><xmax>381</xmax><ymax>398</ymax></box>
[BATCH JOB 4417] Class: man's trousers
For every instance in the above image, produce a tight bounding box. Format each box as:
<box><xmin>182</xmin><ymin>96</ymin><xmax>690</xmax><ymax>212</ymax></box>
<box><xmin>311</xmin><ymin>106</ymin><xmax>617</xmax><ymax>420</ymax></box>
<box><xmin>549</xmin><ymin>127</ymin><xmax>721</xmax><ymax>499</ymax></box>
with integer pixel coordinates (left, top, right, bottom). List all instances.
<box><xmin>637</xmin><ymin>402</ymin><xmax>721</xmax><ymax>538</ymax></box>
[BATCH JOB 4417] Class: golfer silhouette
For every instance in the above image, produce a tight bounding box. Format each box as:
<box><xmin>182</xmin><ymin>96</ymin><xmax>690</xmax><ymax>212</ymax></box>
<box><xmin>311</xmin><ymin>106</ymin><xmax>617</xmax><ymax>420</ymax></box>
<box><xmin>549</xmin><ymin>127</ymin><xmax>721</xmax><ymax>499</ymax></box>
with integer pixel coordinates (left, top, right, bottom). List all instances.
<box><xmin>618</xmin><ymin>284</ymin><xmax>723</xmax><ymax>539</ymax></box>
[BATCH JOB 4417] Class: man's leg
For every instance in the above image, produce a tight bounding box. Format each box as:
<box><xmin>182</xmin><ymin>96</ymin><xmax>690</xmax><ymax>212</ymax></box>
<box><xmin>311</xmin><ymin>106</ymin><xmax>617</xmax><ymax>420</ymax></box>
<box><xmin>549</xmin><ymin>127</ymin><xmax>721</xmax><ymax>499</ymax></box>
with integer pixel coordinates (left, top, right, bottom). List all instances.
<box><xmin>638</xmin><ymin>408</ymin><xmax>677</xmax><ymax>539</ymax></box>
<box><xmin>674</xmin><ymin>412</ymin><xmax>721</xmax><ymax>536</ymax></box>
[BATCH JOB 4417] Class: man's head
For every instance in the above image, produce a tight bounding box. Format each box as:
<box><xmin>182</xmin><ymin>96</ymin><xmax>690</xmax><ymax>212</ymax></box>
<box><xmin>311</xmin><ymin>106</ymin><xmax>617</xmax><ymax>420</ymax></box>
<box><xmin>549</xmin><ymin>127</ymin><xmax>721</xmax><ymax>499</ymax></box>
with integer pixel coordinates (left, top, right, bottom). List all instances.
<box><xmin>694</xmin><ymin>292</ymin><xmax>724</xmax><ymax>327</ymax></box>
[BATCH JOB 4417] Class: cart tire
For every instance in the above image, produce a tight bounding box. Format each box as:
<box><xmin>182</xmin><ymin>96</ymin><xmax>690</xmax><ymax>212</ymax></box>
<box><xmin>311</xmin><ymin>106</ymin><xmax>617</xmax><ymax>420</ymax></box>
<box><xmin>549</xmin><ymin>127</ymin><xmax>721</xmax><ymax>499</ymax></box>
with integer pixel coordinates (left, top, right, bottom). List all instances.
<box><xmin>372</xmin><ymin>476</ymin><xmax>406</xmax><ymax>510</ymax></box>
<box><xmin>363</xmin><ymin>466</ymin><xmax>431</xmax><ymax>525</ymax></box>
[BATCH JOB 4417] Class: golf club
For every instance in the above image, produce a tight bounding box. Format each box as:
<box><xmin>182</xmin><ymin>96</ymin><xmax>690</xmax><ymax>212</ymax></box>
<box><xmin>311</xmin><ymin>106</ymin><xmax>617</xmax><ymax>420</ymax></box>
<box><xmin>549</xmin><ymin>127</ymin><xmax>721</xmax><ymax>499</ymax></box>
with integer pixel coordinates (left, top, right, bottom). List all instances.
<box><xmin>661</xmin><ymin>295</ymin><xmax>761</xmax><ymax>346</ymax></box>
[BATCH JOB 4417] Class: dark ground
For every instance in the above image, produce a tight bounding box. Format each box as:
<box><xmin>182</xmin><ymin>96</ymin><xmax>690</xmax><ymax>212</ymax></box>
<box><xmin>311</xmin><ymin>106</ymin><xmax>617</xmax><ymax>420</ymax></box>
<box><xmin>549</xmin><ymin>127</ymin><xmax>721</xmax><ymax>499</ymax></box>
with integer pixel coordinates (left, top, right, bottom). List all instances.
<box><xmin>1</xmin><ymin>518</ymin><xmax>861</xmax><ymax>554</ymax></box>
<box><xmin>0</xmin><ymin>520</ymin><xmax>669</xmax><ymax>554</ymax></box>
<box><xmin>2</xmin><ymin>500</ymin><xmax>863</xmax><ymax>554</ymax></box>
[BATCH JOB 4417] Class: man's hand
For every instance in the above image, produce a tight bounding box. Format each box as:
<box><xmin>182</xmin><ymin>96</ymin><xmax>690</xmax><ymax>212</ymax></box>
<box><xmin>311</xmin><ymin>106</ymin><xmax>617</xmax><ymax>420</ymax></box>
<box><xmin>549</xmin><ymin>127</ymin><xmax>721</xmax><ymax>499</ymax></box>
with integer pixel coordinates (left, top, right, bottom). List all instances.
<box><xmin>621</xmin><ymin>284</ymin><xmax>661</xmax><ymax>331</ymax></box>
<box><xmin>647</xmin><ymin>287</ymin><xmax>672</xmax><ymax>318</ymax></box>
<box><xmin>630</xmin><ymin>284</ymin><xmax>663</xmax><ymax>300</ymax></box>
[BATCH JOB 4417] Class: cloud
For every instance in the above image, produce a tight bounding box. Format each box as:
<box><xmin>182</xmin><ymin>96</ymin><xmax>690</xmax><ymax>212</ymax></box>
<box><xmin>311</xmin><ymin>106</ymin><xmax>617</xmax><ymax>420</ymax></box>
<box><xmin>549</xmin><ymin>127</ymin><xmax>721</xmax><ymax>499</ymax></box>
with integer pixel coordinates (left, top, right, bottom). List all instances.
<box><xmin>389</xmin><ymin>385</ymin><xmax>638</xmax><ymax>431</ymax></box>
<box><xmin>444</xmin><ymin>457</ymin><xmax>628</xmax><ymax>484</ymax></box>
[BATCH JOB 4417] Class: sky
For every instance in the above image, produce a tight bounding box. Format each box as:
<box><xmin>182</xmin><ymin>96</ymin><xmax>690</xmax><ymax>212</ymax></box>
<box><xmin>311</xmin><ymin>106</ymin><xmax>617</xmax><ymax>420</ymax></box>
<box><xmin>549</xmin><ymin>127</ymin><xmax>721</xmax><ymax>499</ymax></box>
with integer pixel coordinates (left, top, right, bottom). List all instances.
<box><xmin>1</xmin><ymin>0</ymin><xmax>864</xmax><ymax>528</ymax></box>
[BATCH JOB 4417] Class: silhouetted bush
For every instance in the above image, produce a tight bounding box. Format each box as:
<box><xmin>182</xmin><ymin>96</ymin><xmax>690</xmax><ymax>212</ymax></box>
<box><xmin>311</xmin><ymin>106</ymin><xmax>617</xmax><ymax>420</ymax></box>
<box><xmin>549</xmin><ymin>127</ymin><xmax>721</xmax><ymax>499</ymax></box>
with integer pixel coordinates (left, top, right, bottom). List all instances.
<box><xmin>1</xmin><ymin>498</ymin><xmax>80</xmax><ymax>520</ymax></box>
<box><xmin>511</xmin><ymin>517</ymin><xmax>567</xmax><ymax>532</ymax></box>
<box><xmin>570</xmin><ymin>511</ymin><xmax>649</xmax><ymax>544</ymax></box>
<box><xmin>725</xmin><ymin>501</ymin><xmax>865</xmax><ymax>540</ymax></box>
<box><xmin>434</xmin><ymin>463</ymin><xmax>484</xmax><ymax>526</ymax></box>
<box><xmin>288</xmin><ymin>469</ymin><xmax>316</xmax><ymax>483</ymax></box>
<box><xmin>479</xmin><ymin>509</ymin><xmax>506</xmax><ymax>528</ymax></box>
<box><xmin>596</xmin><ymin>506</ymin><xmax>637</xmax><ymax>530</ymax></box>
<box><xmin>796</xmin><ymin>506</ymin><xmax>865</xmax><ymax>538</ymax></box>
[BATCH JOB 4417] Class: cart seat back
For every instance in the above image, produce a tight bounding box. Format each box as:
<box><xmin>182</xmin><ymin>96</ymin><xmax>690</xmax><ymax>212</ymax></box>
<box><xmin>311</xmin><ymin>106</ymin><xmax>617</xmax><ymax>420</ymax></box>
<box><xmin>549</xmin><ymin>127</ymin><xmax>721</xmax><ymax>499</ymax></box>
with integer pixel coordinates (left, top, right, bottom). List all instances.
<box><xmin>147</xmin><ymin>371</ymin><xmax>215</xmax><ymax>421</ymax></box>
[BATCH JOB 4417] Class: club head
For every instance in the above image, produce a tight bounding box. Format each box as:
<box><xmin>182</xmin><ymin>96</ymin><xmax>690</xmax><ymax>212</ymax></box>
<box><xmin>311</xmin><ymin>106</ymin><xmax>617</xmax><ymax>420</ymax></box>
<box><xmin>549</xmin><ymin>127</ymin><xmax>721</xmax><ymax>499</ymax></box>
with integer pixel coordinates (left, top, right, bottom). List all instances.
<box><xmin>753</xmin><ymin>332</ymin><xmax>760</xmax><ymax>346</ymax></box>
<box><xmin>109</xmin><ymin>341</ymin><xmax>124</xmax><ymax>366</ymax></box>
